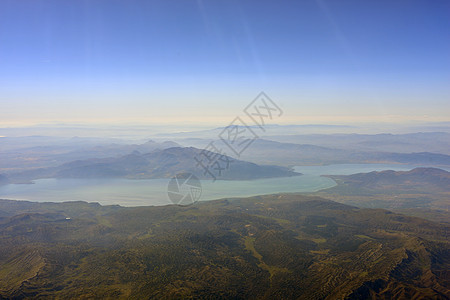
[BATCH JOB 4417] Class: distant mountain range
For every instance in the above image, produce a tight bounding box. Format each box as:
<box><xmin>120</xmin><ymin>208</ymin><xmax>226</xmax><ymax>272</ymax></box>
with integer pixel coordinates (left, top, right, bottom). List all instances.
<box><xmin>267</xmin><ymin>132</ymin><xmax>450</xmax><ymax>155</ymax></box>
<box><xmin>3</xmin><ymin>132</ymin><xmax>450</xmax><ymax>174</ymax></box>
<box><xmin>3</xmin><ymin>147</ymin><xmax>299</xmax><ymax>183</ymax></box>
<box><xmin>235</xmin><ymin>139</ymin><xmax>450</xmax><ymax>166</ymax></box>
<box><xmin>0</xmin><ymin>138</ymin><xmax>181</xmax><ymax>171</ymax></box>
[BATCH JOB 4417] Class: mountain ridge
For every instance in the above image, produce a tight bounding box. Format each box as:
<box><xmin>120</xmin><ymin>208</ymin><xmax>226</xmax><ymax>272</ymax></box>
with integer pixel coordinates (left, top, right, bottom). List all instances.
<box><xmin>4</xmin><ymin>146</ymin><xmax>300</xmax><ymax>183</ymax></box>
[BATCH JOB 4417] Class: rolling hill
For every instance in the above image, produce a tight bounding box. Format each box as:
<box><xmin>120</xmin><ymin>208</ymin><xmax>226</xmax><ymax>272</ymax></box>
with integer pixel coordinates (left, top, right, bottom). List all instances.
<box><xmin>324</xmin><ymin>167</ymin><xmax>450</xmax><ymax>193</ymax></box>
<box><xmin>312</xmin><ymin>168</ymin><xmax>450</xmax><ymax>222</ymax></box>
<box><xmin>0</xmin><ymin>195</ymin><xmax>448</xmax><ymax>299</ymax></box>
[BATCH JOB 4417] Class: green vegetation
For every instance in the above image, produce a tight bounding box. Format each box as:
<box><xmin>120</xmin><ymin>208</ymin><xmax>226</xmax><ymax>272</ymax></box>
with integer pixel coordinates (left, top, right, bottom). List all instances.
<box><xmin>0</xmin><ymin>194</ymin><xmax>448</xmax><ymax>299</ymax></box>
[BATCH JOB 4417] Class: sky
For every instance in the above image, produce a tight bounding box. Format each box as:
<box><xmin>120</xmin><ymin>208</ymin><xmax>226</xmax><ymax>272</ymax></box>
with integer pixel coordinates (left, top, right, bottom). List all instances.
<box><xmin>0</xmin><ymin>0</ymin><xmax>449</xmax><ymax>127</ymax></box>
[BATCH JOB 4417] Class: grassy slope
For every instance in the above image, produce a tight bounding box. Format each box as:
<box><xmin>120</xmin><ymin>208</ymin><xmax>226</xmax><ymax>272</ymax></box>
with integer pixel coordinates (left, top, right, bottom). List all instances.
<box><xmin>0</xmin><ymin>195</ymin><xmax>449</xmax><ymax>299</ymax></box>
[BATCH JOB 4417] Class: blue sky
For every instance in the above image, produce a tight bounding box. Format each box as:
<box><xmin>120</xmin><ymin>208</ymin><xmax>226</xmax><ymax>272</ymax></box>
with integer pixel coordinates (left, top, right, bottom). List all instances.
<box><xmin>0</xmin><ymin>0</ymin><xmax>449</xmax><ymax>126</ymax></box>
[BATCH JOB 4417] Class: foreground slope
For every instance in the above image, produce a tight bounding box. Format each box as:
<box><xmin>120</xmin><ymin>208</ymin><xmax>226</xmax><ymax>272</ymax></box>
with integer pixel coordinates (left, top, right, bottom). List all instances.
<box><xmin>0</xmin><ymin>195</ymin><xmax>449</xmax><ymax>299</ymax></box>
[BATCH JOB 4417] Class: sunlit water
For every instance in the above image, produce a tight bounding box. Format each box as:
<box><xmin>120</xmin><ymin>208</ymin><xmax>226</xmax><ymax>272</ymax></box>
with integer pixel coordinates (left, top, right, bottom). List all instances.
<box><xmin>0</xmin><ymin>164</ymin><xmax>447</xmax><ymax>206</ymax></box>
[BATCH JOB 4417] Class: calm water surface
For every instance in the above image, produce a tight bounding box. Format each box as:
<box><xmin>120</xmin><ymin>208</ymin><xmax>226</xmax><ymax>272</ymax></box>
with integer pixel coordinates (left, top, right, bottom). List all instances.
<box><xmin>0</xmin><ymin>164</ymin><xmax>446</xmax><ymax>206</ymax></box>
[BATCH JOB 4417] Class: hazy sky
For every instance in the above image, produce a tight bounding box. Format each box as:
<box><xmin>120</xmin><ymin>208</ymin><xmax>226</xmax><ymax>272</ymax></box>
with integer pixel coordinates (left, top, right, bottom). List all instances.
<box><xmin>1</xmin><ymin>0</ymin><xmax>449</xmax><ymax>126</ymax></box>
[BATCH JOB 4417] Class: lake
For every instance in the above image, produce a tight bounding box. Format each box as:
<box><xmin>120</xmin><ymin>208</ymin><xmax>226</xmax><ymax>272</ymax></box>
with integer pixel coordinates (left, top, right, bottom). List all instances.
<box><xmin>0</xmin><ymin>163</ymin><xmax>447</xmax><ymax>206</ymax></box>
